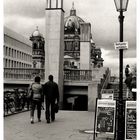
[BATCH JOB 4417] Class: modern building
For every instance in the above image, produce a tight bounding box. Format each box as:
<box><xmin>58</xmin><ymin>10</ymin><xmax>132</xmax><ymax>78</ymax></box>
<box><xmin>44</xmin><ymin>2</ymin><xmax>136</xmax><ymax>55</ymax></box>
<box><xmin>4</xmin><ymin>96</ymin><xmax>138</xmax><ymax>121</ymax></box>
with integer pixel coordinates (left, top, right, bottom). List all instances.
<box><xmin>4</xmin><ymin>27</ymin><xmax>32</xmax><ymax>69</ymax></box>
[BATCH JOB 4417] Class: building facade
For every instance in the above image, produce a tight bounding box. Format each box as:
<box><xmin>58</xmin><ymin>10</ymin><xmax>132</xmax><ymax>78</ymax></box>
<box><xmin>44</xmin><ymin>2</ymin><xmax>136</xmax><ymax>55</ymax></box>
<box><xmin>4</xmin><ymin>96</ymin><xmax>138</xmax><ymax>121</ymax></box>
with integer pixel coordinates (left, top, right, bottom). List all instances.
<box><xmin>3</xmin><ymin>3</ymin><xmax>108</xmax><ymax>111</ymax></box>
<box><xmin>30</xmin><ymin>27</ymin><xmax>45</xmax><ymax>69</ymax></box>
<box><xmin>4</xmin><ymin>27</ymin><xmax>32</xmax><ymax>68</ymax></box>
<box><xmin>64</xmin><ymin>4</ymin><xmax>104</xmax><ymax>70</ymax></box>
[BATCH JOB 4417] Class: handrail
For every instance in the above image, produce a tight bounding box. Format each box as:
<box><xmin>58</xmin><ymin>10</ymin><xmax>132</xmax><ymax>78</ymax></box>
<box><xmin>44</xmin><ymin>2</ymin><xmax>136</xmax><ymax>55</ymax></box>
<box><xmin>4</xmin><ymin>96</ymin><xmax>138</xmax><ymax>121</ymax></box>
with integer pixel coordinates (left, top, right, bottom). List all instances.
<box><xmin>98</xmin><ymin>68</ymin><xmax>111</xmax><ymax>98</ymax></box>
<box><xmin>101</xmin><ymin>68</ymin><xmax>110</xmax><ymax>89</ymax></box>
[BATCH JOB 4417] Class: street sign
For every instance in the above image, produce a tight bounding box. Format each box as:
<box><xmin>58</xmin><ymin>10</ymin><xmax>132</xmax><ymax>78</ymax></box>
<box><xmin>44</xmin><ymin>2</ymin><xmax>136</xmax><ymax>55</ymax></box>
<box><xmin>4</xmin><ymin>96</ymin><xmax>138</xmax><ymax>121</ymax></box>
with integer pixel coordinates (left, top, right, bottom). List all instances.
<box><xmin>125</xmin><ymin>101</ymin><xmax>136</xmax><ymax>140</ymax></box>
<box><xmin>114</xmin><ymin>42</ymin><xmax>128</xmax><ymax>49</ymax></box>
<box><xmin>95</xmin><ymin>99</ymin><xmax>116</xmax><ymax>134</ymax></box>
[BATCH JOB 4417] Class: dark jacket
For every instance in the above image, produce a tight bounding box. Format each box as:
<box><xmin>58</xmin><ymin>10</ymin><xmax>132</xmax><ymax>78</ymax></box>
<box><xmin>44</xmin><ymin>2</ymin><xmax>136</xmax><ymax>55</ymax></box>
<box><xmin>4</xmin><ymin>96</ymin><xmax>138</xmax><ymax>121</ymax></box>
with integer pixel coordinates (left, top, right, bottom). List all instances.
<box><xmin>43</xmin><ymin>81</ymin><xmax>59</xmax><ymax>102</ymax></box>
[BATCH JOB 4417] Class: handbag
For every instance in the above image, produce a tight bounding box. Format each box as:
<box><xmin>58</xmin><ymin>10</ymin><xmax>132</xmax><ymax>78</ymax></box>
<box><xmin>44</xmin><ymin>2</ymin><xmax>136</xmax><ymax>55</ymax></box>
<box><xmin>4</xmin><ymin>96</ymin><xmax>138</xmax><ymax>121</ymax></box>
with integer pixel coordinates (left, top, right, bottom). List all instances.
<box><xmin>54</xmin><ymin>103</ymin><xmax>59</xmax><ymax>113</ymax></box>
<box><xmin>27</xmin><ymin>84</ymin><xmax>33</xmax><ymax>100</ymax></box>
<box><xmin>27</xmin><ymin>89</ymin><xmax>33</xmax><ymax>100</ymax></box>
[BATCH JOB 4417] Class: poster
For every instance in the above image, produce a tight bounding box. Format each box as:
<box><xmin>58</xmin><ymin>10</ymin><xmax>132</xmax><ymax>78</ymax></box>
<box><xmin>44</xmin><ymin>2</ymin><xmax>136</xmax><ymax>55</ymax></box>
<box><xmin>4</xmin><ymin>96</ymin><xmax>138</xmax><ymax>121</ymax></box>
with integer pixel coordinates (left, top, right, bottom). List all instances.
<box><xmin>95</xmin><ymin>99</ymin><xmax>116</xmax><ymax>134</ymax></box>
<box><xmin>125</xmin><ymin>101</ymin><xmax>136</xmax><ymax>140</ymax></box>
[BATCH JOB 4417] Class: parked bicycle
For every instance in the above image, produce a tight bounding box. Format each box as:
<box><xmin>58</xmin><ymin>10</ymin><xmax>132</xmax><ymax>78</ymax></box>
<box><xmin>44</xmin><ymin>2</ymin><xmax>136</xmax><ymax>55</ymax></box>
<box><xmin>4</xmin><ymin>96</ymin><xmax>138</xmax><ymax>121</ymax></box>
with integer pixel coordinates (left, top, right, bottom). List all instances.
<box><xmin>4</xmin><ymin>88</ymin><xmax>31</xmax><ymax>116</ymax></box>
<box><xmin>4</xmin><ymin>92</ymin><xmax>16</xmax><ymax>115</ymax></box>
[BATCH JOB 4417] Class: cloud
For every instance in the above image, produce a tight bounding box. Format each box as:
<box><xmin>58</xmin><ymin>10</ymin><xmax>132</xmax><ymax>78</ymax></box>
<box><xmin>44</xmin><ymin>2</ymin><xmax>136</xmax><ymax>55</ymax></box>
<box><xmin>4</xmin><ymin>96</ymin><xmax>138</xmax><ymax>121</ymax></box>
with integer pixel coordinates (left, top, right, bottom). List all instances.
<box><xmin>102</xmin><ymin>48</ymin><xmax>136</xmax><ymax>75</ymax></box>
<box><xmin>4</xmin><ymin>15</ymin><xmax>45</xmax><ymax>38</ymax></box>
<box><xmin>4</xmin><ymin>0</ymin><xmax>46</xmax><ymax>19</ymax></box>
<box><xmin>4</xmin><ymin>0</ymin><xmax>136</xmax><ymax>75</ymax></box>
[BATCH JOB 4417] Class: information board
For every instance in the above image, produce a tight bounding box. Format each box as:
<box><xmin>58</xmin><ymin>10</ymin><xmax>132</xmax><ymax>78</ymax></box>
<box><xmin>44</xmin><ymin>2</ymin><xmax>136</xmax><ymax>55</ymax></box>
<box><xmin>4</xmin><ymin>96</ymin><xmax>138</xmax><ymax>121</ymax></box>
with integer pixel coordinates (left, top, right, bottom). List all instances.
<box><xmin>95</xmin><ymin>99</ymin><xmax>116</xmax><ymax>134</ymax></box>
<box><xmin>125</xmin><ymin>101</ymin><xmax>136</xmax><ymax>140</ymax></box>
<box><xmin>101</xmin><ymin>89</ymin><xmax>114</xmax><ymax>100</ymax></box>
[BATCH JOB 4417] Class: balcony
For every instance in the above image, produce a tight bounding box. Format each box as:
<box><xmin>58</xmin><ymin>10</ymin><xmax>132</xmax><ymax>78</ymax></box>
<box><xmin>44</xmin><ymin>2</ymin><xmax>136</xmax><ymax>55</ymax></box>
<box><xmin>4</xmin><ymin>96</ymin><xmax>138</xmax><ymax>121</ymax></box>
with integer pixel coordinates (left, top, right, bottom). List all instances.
<box><xmin>64</xmin><ymin>69</ymin><xmax>92</xmax><ymax>81</ymax></box>
<box><xmin>4</xmin><ymin>68</ymin><xmax>45</xmax><ymax>84</ymax></box>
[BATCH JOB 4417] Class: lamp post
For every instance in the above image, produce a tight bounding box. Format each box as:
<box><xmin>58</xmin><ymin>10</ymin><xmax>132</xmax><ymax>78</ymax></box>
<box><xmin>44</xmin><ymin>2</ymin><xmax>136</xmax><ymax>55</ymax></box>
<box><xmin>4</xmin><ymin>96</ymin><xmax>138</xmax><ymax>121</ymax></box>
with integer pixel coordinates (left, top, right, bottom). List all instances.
<box><xmin>114</xmin><ymin>0</ymin><xmax>129</xmax><ymax>140</ymax></box>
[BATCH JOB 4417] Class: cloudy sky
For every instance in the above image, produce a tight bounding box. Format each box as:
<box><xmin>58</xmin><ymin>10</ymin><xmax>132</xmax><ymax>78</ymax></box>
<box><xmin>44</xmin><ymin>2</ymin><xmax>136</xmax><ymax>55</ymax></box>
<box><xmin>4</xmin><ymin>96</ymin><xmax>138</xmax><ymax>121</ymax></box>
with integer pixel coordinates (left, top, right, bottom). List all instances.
<box><xmin>4</xmin><ymin>0</ymin><xmax>136</xmax><ymax>75</ymax></box>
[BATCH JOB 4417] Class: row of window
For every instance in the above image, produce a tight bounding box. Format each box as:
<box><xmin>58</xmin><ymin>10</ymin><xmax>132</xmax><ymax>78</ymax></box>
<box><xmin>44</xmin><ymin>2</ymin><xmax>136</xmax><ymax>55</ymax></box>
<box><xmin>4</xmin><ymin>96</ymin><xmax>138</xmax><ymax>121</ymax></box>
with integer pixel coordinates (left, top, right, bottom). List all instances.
<box><xmin>4</xmin><ymin>58</ymin><xmax>32</xmax><ymax>68</ymax></box>
<box><xmin>64</xmin><ymin>41</ymin><xmax>80</xmax><ymax>51</ymax></box>
<box><xmin>4</xmin><ymin>45</ymin><xmax>32</xmax><ymax>62</ymax></box>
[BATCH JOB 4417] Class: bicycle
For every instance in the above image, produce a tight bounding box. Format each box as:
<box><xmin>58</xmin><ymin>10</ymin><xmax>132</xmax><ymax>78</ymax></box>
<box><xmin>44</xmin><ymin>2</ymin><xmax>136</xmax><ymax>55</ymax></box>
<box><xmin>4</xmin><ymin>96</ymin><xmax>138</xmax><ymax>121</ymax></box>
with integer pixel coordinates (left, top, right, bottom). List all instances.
<box><xmin>4</xmin><ymin>93</ymin><xmax>16</xmax><ymax>115</ymax></box>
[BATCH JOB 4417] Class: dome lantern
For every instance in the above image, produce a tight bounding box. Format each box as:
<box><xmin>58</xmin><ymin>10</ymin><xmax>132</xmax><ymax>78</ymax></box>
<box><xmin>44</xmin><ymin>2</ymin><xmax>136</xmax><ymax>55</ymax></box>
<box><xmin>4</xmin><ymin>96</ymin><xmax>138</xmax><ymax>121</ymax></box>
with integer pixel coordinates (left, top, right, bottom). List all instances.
<box><xmin>32</xmin><ymin>26</ymin><xmax>42</xmax><ymax>37</ymax></box>
<box><xmin>70</xmin><ymin>2</ymin><xmax>76</xmax><ymax>16</ymax></box>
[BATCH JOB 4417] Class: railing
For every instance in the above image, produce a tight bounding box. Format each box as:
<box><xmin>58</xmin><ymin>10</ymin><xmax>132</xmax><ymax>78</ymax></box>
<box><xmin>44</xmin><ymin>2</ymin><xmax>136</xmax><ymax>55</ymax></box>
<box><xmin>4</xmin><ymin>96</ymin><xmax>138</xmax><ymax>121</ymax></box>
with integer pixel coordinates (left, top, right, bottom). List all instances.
<box><xmin>98</xmin><ymin>68</ymin><xmax>111</xmax><ymax>98</ymax></box>
<box><xmin>64</xmin><ymin>69</ymin><xmax>92</xmax><ymax>81</ymax></box>
<box><xmin>4</xmin><ymin>68</ymin><xmax>92</xmax><ymax>82</ymax></box>
<box><xmin>4</xmin><ymin>68</ymin><xmax>45</xmax><ymax>81</ymax></box>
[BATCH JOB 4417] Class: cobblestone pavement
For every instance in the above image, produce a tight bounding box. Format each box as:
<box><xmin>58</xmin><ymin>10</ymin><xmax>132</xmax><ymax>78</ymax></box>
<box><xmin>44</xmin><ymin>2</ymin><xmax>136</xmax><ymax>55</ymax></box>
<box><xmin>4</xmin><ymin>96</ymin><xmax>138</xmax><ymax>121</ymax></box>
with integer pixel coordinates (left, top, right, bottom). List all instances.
<box><xmin>4</xmin><ymin>111</ymin><xmax>113</xmax><ymax>140</ymax></box>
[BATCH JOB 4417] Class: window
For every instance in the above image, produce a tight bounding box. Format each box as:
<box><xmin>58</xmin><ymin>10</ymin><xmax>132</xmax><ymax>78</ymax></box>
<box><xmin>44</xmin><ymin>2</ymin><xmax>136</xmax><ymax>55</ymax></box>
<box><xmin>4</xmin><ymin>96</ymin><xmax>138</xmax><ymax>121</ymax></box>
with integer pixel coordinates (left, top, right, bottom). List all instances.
<box><xmin>6</xmin><ymin>47</ymin><xmax>8</xmax><ymax>56</ymax></box>
<box><xmin>33</xmin><ymin>43</ymin><xmax>37</xmax><ymax>49</ymax></box>
<box><xmin>11</xmin><ymin>49</ymin><xmax>13</xmax><ymax>57</ymax></box>
<box><xmin>9</xmin><ymin>48</ymin><xmax>11</xmax><ymax>56</ymax></box>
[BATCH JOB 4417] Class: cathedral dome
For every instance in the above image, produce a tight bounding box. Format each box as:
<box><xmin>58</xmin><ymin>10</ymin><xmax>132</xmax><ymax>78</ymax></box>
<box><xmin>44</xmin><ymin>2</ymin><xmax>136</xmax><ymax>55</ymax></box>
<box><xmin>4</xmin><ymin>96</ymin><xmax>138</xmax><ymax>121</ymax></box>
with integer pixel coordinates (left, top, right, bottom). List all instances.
<box><xmin>64</xmin><ymin>3</ymin><xmax>85</xmax><ymax>32</ymax></box>
<box><xmin>64</xmin><ymin>16</ymin><xmax>84</xmax><ymax>29</ymax></box>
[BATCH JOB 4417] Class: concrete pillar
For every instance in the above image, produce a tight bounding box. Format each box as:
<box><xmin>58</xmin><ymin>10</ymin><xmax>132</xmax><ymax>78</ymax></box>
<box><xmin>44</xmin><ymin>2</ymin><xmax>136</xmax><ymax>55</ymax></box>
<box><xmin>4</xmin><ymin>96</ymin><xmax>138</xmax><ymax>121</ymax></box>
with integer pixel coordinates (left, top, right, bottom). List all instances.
<box><xmin>80</xmin><ymin>42</ymin><xmax>90</xmax><ymax>69</ymax></box>
<box><xmin>45</xmin><ymin>0</ymin><xmax>64</xmax><ymax>108</ymax></box>
<box><xmin>80</xmin><ymin>23</ymin><xmax>91</xmax><ymax>69</ymax></box>
<box><xmin>88</xmin><ymin>82</ymin><xmax>99</xmax><ymax>111</ymax></box>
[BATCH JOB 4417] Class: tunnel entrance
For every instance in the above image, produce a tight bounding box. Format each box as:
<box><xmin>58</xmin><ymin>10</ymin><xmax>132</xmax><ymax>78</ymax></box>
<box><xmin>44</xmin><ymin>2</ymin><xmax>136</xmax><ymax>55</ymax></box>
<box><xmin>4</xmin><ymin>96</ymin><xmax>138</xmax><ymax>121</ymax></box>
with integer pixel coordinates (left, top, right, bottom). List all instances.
<box><xmin>63</xmin><ymin>94</ymin><xmax>88</xmax><ymax>111</ymax></box>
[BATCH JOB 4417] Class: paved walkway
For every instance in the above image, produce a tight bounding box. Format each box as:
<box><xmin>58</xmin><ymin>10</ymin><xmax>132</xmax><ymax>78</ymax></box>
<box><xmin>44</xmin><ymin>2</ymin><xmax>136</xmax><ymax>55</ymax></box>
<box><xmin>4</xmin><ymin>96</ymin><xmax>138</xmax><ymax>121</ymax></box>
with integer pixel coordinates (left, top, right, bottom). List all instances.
<box><xmin>4</xmin><ymin>111</ymin><xmax>95</xmax><ymax>140</ymax></box>
<box><xmin>4</xmin><ymin>111</ymin><xmax>114</xmax><ymax>140</ymax></box>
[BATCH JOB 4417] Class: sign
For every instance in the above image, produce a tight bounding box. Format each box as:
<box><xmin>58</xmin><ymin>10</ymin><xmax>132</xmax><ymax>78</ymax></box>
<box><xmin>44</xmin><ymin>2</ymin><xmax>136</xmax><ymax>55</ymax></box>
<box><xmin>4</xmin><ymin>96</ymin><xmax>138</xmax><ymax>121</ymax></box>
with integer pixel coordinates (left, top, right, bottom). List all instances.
<box><xmin>114</xmin><ymin>42</ymin><xmax>128</xmax><ymax>50</ymax></box>
<box><xmin>101</xmin><ymin>89</ymin><xmax>114</xmax><ymax>100</ymax></box>
<box><xmin>102</xmin><ymin>93</ymin><xmax>114</xmax><ymax>100</ymax></box>
<box><xmin>95</xmin><ymin>100</ymin><xmax>116</xmax><ymax>134</ymax></box>
<box><xmin>125</xmin><ymin>101</ymin><xmax>136</xmax><ymax>140</ymax></box>
<box><xmin>132</xmin><ymin>88</ymin><xmax>137</xmax><ymax>92</ymax></box>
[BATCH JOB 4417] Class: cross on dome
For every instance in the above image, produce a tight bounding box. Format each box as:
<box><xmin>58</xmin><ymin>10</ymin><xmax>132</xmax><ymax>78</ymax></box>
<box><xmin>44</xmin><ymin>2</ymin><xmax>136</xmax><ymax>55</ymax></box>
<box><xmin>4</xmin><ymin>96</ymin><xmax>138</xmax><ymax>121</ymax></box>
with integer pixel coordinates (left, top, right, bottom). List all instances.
<box><xmin>72</xmin><ymin>2</ymin><xmax>75</xmax><ymax>10</ymax></box>
<box><xmin>36</xmin><ymin>26</ymin><xmax>39</xmax><ymax>31</ymax></box>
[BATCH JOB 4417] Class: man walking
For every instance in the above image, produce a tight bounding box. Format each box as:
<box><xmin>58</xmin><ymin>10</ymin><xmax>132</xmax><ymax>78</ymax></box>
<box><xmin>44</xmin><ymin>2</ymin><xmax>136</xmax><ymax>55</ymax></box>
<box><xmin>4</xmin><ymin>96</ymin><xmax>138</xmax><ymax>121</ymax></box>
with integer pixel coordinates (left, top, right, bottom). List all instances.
<box><xmin>43</xmin><ymin>75</ymin><xmax>59</xmax><ymax>123</ymax></box>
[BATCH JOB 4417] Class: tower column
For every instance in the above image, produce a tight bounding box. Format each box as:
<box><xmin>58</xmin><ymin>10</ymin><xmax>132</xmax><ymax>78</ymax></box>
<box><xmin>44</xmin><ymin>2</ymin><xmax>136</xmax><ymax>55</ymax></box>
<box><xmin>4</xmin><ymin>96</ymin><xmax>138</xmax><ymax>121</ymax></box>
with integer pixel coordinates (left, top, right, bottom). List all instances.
<box><xmin>80</xmin><ymin>23</ymin><xmax>91</xmax><ymax>69</ymax></box>
<box><xmin>45</xmin><ymin>0</ymin><xmax>64</xmax><ymax>108</ymax></box>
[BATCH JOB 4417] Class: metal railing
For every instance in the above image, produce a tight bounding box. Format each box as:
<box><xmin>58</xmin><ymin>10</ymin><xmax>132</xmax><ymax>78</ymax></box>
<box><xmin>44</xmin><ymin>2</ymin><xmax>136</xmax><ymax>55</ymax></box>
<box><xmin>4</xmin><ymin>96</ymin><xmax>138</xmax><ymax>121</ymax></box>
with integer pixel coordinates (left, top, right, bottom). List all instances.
<box><xmin>98</xmin><ymin>68</ymin><xmax>111</xmax><ymax>98</ymax></box>
<box><xmin>64</xmin><ymin>69</ymin><xmax>92</xmax><ymax>81</ymax></box>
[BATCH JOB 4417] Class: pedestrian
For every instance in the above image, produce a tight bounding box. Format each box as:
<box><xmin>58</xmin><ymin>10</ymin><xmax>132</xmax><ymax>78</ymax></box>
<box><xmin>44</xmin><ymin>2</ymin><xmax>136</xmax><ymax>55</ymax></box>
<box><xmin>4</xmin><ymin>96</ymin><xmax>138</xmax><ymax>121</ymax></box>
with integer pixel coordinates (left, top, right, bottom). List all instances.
<box><xmin>130</xmin><ymin>76</ymin><xmax>136</xmax><ymax>100</ymax></box>
<box><xmin>28</xmin><ymin>76</ymin><xmax>43</xmax><ymax>124</ymax></box>
<box><xmin>14</xmin><ymin>88</ymin><xmax>20</xmax><ymax>111</ymax></box>
<box><xmin>125</xmin><ymin>64</ymin><xmax>132</xmax><ymax>78</ymax></box>
<box><xmin>43</xmin><ymin>75</ymin><xmax>59</xmax><ymax>123</ymax></box>
<box><xmin>125</xmin><ymin>64</ymin><xmax>132</xmax><ymax>90</ymax></box>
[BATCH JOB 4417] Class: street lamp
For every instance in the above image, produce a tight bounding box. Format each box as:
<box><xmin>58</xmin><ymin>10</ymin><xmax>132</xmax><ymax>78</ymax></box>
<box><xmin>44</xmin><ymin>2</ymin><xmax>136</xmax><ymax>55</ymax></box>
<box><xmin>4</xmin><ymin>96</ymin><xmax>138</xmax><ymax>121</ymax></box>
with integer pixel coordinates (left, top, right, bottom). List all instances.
<box><xmin>114</xmin><ymin>0</ymin><xmax>129</xmax><ymax>140</ymax></box>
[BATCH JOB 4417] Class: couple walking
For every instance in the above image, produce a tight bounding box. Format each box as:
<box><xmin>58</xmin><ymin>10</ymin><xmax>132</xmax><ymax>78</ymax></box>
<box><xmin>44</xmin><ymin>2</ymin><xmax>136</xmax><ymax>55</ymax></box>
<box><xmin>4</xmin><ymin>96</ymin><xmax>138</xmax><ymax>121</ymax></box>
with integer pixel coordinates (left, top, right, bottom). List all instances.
<box><xmin>29</xmin><ymin>75</ymin><xmax>59</xmax><ymax>124</ymax></box>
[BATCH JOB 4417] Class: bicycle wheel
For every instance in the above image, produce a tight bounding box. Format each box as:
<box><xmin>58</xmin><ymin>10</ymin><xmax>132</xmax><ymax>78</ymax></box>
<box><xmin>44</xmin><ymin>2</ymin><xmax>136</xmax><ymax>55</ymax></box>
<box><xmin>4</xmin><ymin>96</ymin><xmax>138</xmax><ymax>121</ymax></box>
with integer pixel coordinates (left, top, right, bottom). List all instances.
<box><xmin>4</xmin><ymin>102</ymin><xmax>8</xmax><ymax>115</ymax></box>
<box><xmin>9</xmin><ymin>101</ymin><xmax>16</xmax><ymax>113</ymax></box>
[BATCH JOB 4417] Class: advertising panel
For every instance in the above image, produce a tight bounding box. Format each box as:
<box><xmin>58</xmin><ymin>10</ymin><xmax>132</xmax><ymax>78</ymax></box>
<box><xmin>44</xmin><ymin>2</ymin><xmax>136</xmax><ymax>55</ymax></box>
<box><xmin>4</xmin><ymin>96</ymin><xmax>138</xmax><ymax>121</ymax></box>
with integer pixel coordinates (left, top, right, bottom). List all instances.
<box><xmin>125</xmin><ymin>101</ymin><xmax>136</xmax><ymax>140</ymax></box>
<box><xmin>95</xmin><ymin>99</ymin><xmax>116</xmax><ymax>134</ymax></box>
